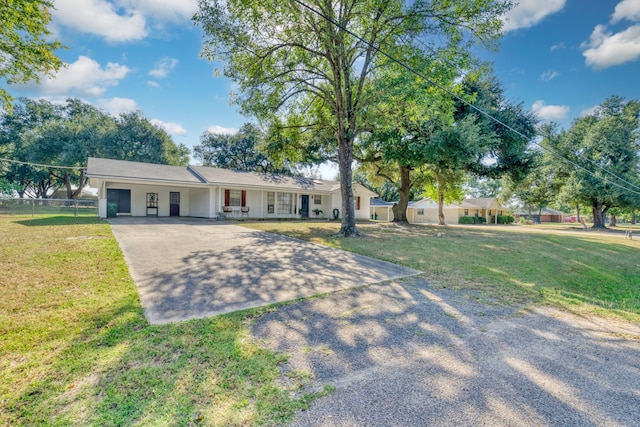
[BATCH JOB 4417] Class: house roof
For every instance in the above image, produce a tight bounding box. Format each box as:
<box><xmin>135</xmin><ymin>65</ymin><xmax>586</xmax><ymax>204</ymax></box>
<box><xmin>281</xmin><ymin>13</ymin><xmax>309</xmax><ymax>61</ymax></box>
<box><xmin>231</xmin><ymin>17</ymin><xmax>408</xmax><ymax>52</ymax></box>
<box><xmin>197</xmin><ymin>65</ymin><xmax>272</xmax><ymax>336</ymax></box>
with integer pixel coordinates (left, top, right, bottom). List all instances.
<box><xmin>370</xmin><ymin>198</ymin><xmax>395</xmax><ymax>207</ymax></box>
<box><xmin>515</xmin><ymin>207</ymin><xmax>566</xmax><ymax>215</ymax></box>
<box><xmin>87</xmin><ymin>157</ymin><xmax>205</xmax><ymax>184</ymax></box>
<box><xmin>409</xmin><ymin>198</ymin><xmax>463</xmax><ymax>209</ymax></box>
<box><xmin>87</xmin><ymin>157</ymin><xmax>377</xmax><ymax>196</ymax></box>
<box><xmin>461</xmin><ymin>197</ymin><xmax>500</xmax><ymax>209</ymax></box>
<box><xmin>189</xmin><ymin>165</ymin><xmax>341</xmax><ymax>193</ymax></box>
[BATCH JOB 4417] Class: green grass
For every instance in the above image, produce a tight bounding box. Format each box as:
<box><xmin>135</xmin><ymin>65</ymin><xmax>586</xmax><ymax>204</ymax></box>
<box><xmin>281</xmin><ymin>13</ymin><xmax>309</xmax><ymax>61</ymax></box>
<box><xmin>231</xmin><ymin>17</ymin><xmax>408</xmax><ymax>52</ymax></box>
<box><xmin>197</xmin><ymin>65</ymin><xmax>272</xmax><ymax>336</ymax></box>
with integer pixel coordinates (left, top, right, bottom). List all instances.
<box><xmin>0</xmin><ymin>215</ymin><xmax>321</xmax><ymax>426</ymax></box>
<box><xmin>243</xmin><ymin>221</ymin><xmax>640</xmax><ymax>322</ymax></box>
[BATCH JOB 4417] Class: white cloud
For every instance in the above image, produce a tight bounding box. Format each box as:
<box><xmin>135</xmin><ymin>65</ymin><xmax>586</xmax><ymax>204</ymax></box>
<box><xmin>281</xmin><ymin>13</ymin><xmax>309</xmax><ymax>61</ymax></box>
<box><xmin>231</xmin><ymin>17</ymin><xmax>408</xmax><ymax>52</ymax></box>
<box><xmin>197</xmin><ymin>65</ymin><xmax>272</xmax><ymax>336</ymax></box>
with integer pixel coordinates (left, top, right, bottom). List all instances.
<box><xmin>612</xmin><ymin>0</ymin><xmax>640</xmax><ymax>23</ymax></box>
<box><xmin>97</xmin><ymin>97</ymin><xmax>138</xmax><ymax>115</ymax></box>
<box><xmin>116</xmin><ymin>0</ymin><xmax>198</xmax><ymax>23</ymax></box>
<box><xmin>151</xmin><ymin>119</ymin><xmax>187</xmax><ymax>136</ymax></box>
<box><xmin>51</xmin><ymin>0</ymin><xmax>198</xmax><ymax>42</ymax></box>
<box><xmin>582</xmin><ymin>24</ymin><xmax>640</xmax><ymax>69</ymax></box>
<box><xmin>531</xmin><ymin>100</ymin><xmax>570</xmax><ymax>121</ymax></box>
<box><xmin>206</xmin><ymin>125</ymin><xmax>239</xmax><ymax>135</ymax></box>
<box><xmin>501</xmin><ymin>0</ymin><xmax>566</xmax><ymax>32</ymax></box>
<box><xmin>580</xmin><ymin>105</ymin><xmax>599</xmax><ymax>117</ymax></box>
<box><xmin>147</xmin><ymin>81</ymin><xmax>161</xmax><ymax>89</ymax></box>
<box><xmin>540</xmin><ymin>70</ymin><xmax>560</xmax><ymax>81</ymax></box>
<box><xmin>52</xmin><ymin>0</ymin><xmax>147</xmax><ymax>42</ymax></box>
<box><xmin>148</xmin><ymin>57</ymin><xmax>179</xmax><ymax>78</ymax></box>
<box><xmin>17</xmin><ymin>56</ymin><xmax>130</xmax><ymax>97</ymax></box>
<box><xmin>550</xmin><ymin>42</ymin><xmax>566</xmax><ymax>51</ymax></box>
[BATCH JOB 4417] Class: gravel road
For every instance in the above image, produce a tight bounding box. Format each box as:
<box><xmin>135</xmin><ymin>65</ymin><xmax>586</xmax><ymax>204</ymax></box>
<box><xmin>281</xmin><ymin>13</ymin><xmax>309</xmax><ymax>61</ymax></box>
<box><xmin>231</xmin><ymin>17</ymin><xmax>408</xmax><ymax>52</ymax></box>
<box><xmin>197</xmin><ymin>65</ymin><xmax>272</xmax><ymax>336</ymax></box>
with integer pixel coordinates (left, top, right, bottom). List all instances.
<box><xmin>252</xmin><ymin>278</ymin><xmax>640</xmax><ymax>426</ymax></box>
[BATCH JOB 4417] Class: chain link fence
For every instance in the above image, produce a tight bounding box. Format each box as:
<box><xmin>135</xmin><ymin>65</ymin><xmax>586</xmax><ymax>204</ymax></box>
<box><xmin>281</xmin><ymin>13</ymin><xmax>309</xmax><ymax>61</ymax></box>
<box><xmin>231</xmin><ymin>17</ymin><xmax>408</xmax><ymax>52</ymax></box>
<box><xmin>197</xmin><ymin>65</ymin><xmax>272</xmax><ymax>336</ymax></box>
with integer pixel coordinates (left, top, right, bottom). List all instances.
<box><xmin>0</xmin><ymin>198</ymin><xmax>98</xmax><ymax>217</ymax></box>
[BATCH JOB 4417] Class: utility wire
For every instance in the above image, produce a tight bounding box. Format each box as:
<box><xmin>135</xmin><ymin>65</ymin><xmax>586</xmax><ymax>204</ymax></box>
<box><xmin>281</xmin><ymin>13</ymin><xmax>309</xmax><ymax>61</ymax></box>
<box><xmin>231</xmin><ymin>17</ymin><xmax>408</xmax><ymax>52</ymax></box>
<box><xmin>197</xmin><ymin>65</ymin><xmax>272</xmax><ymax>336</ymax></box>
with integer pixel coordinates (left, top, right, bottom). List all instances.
<box><xmin>291</xmin><ymin>0</ymin><xmax>640</xmax><ymax>197</ymax></box>
<box><xmin>0</xmin><ymin>157</ymin><xmax>85</xmax><ymax>170</ymax></box>
<box><xmin>413</xmin><ymin>37</ymin><xmax>640</xmax><ymax>193</ymax></box>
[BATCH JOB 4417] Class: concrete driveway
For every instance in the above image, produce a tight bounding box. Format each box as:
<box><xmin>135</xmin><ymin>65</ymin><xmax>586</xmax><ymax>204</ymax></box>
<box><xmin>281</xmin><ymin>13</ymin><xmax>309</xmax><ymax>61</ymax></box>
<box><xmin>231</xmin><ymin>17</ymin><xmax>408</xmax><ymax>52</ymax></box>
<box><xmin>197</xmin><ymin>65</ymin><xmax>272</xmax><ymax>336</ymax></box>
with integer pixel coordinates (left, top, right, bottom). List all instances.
<box><xmin>109</xmin><ymin>217</ymin><xmax>421</xmax><ymax>324</ymax></box>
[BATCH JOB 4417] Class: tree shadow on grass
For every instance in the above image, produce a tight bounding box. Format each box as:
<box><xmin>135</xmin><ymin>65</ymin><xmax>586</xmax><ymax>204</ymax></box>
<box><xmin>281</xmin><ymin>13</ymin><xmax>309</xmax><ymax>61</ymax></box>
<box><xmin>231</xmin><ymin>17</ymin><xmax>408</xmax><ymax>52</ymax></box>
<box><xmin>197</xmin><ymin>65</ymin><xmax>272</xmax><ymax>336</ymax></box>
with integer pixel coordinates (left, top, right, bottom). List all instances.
<box><xmin>14</xmin><ymin>216</ymin><xmax>104</xmax><ymax>227</ymax></box>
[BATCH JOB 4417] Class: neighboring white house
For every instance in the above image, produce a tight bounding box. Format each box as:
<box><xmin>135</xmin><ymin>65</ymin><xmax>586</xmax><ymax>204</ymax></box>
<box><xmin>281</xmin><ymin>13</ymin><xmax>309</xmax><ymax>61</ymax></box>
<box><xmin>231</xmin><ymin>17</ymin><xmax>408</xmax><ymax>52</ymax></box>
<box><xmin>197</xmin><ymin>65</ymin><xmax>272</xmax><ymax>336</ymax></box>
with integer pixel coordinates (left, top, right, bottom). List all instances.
<box><xmin>87</xmin><ymin>157</ymin><xmax>376</xmax><ymax>220</ymax></box>
<box><xmin>369</xmin><ymin>197</ymin><xmax>508</xmax><ymax>224</ymax></box>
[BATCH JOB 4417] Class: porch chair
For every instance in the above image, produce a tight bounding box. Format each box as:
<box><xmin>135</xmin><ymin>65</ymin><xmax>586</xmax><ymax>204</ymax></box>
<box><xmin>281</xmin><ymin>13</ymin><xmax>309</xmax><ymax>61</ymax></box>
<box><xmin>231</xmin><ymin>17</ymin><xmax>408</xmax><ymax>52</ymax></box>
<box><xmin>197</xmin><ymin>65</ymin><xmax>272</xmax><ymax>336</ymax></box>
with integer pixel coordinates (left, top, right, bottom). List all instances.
<box><xmin>241</xmin><ymin>206</ymin><xmax>250</xmax><ymax>218</ymax></box>
<box><xmin>223</xmin><ymin>206</ymin><xmax>233</xmax><ymax>217</ymax></box>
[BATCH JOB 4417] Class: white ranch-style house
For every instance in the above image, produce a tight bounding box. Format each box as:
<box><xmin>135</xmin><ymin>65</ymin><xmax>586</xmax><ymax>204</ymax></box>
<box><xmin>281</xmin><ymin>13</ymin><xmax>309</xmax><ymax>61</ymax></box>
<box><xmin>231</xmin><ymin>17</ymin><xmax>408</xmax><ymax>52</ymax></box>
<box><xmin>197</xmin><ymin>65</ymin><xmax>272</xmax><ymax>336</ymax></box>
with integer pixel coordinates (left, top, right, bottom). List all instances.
<box><xmin>87</xmin><ymin>157</ymin><xmax>376</xmax><ymax>220</ymax></box>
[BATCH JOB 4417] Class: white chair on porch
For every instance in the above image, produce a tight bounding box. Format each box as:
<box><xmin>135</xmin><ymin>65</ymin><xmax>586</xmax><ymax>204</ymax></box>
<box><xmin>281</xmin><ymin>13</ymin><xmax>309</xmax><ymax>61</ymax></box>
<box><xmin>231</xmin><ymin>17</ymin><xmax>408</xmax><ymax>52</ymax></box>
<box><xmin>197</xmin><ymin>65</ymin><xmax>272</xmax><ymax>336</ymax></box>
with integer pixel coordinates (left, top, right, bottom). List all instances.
<box><xmin>240</xmin><ymin>206</ymin><xmax>250</xmax><ymax>218</ymax></box>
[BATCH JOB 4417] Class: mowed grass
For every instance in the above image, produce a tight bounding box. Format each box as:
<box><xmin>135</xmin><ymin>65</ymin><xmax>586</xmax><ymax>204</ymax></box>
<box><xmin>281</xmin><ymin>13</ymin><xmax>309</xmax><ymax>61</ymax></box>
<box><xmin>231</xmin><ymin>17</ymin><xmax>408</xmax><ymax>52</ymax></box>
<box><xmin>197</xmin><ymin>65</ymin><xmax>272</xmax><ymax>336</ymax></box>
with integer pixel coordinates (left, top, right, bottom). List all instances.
<box><xmin>244</xmin><ymin>221</ymin><xmax>640</xmax><ymax>322</ymax></box>
<box><xmin>0</xmin><ymin>215</ymin><xmax>320</xmax><ymax>426</ymax></box>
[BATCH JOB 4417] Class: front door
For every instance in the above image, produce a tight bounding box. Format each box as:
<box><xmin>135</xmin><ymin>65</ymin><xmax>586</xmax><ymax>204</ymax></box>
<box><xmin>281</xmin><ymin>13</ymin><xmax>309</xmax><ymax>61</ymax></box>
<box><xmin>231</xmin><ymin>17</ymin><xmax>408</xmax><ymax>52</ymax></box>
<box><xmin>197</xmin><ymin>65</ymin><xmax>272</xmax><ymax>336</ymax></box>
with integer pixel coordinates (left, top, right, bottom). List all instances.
<box><xmin>170</xmin><ymin>192</ymin><xmax>180</xmax><ymax>216</ymax></box>
<box><xmin>300</xmin><ymin>195</ymin><xmax>309</xmax><ymax>218</ymax></box>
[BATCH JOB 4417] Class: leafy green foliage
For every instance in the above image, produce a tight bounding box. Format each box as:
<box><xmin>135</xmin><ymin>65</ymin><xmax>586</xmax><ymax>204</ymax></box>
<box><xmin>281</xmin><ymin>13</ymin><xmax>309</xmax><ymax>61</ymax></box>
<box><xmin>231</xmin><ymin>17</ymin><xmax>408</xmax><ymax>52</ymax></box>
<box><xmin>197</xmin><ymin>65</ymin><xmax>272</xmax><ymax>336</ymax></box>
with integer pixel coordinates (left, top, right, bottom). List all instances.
<box><xmin>0</xmin><ymin>1</ymin><xmax>63</xmax><ymax>112</ymax></box>
<box><xmin>194</xmin><ymin>123</ymin><xmax>292</xmax><ymax>174</ymax></box>
<box><xmin>194</xmin><ymin>0</ymin><xmax>513</xmax><ymax>235</ymax></box>
<box><xmin>541</xmin><ymin>96</ymin><xmax>640</xmax><ymax>228</ymax></box>
<box><xmin>459</xmin><ymin>215</ymin><xmax>487</xmax><ymax>224</ymax></box>
<box><xmin>0</xmin><ymin>98</ymin><xmax>189</xmax><ymax>199</ymax></box>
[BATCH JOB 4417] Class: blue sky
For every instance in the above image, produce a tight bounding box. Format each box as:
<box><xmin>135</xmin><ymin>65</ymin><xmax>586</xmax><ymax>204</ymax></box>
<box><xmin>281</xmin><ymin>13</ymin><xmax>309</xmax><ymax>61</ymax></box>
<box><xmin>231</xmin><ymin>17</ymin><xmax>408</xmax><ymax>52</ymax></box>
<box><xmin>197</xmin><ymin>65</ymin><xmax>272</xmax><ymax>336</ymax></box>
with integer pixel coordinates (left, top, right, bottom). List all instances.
<box><xmin>9</xmin><ymin>0</ymin><xmax>640</xmax><ymax>177</ymax></box>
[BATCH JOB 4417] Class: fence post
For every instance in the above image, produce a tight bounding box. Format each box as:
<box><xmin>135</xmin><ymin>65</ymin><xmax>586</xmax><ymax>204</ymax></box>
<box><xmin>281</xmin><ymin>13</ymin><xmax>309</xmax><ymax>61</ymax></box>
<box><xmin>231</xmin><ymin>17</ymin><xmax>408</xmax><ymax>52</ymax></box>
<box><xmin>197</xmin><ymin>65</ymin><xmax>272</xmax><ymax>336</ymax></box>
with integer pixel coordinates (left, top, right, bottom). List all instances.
<box><xmin>74</xmin><ymin>198</ymin><xmax>78</xmax><ymax>217</ymax></box>
<box><xmin>31</xmin><ymin>199</ymin><xmax>34</xmax><ymax>217</ymax></box>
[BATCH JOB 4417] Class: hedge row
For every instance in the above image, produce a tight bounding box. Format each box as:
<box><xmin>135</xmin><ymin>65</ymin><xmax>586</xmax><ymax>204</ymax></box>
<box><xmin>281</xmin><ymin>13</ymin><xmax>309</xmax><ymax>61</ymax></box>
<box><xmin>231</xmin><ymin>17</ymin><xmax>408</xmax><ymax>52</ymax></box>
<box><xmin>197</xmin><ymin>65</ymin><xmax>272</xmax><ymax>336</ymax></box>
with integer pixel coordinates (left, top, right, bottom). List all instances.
<box><xmin>459</xmin><ymin>216</ymin><xmax>487</xmax><ymax>224</ymax></box>
<box><xmin>497</xmin><ymin>214</ymin><xmax>515</xmax><ymax>224</ymax></box>
<box><xmin>459</xmin><ymin>215</ymin><xmax>514</xmax><ymax>224</ymax></box>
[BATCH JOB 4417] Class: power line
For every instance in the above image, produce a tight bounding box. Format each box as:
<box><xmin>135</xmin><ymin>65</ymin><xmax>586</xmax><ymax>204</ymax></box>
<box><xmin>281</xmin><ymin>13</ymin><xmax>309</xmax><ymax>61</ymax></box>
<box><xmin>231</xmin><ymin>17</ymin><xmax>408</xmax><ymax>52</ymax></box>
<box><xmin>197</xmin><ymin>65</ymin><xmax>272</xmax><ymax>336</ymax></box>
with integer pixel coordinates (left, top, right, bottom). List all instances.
<box><xmin>291</xmin><ymin>0</ymin><xmax>640</xmax><ymax>197</ymax></box>
<box><xmin>0</xmin><ymin>157</ymin><xmax>85</xmax><ymax>170</ymax></box>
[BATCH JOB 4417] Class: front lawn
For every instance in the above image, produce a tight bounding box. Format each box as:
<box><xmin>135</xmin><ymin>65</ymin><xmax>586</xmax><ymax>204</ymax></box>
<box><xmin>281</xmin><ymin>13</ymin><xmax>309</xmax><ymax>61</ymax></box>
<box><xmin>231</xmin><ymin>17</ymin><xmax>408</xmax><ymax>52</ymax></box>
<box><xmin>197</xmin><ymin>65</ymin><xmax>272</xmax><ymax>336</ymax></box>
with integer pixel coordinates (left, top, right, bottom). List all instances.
<box><xmin>243</xmin><ymin>221</ymin><xmax>640</xmax><ymax>322</ymax></box>
<box><xmin>0</xmin><ymin>215</ymin><xmax>317</xmax><ymax>426</ymax></box>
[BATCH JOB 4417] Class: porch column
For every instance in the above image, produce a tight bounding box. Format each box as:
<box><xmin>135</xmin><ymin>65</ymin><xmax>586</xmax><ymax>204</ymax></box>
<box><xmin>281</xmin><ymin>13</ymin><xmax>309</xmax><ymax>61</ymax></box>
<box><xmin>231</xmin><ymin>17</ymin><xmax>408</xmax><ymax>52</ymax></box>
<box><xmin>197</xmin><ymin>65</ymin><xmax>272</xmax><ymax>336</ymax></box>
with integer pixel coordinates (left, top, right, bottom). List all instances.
<box><xmin>209</xmin><ymin>187</ymin><xmax>215</xmax><ymax>218</ymax></box>
<box><xmin>260</xmin><ymin>190</ymin><xmax>264</xmax><ymax>218</ymax></box>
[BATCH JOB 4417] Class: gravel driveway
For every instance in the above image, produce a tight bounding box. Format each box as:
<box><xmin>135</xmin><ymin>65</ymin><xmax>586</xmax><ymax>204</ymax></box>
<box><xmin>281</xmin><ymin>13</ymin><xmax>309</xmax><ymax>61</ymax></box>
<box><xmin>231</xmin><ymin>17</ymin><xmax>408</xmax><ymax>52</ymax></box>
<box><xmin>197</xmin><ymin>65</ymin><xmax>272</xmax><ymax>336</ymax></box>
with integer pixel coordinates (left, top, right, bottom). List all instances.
<box><xmin>252</xmin><ymin>278</ymin><xmax>640</xmax><ymax>426</ymax></box>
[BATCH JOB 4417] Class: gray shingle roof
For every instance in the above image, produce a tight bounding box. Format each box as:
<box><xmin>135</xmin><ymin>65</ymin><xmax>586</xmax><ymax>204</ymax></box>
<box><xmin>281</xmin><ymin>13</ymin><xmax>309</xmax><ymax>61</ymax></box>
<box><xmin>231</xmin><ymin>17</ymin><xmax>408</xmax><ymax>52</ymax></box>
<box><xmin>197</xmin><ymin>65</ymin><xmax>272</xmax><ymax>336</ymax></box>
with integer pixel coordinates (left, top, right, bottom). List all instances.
<box><xmin>189</xmin><ymin>165</ymin><xmax>340</xmax><ymax>192</ymax></box>
<box><xmin>87</xmin><ymin>157</ymin><xmax>204</xmax><ymax>184</ymax></box>
<box><xmin>370</xmin><ymin>198</ymin><xmax>395</xmax><ymax>206</ymax></box>
<box><xmin>87</xmin><ymin>157</ymin><xmax>362</xmax><ymax>194</ymax></box>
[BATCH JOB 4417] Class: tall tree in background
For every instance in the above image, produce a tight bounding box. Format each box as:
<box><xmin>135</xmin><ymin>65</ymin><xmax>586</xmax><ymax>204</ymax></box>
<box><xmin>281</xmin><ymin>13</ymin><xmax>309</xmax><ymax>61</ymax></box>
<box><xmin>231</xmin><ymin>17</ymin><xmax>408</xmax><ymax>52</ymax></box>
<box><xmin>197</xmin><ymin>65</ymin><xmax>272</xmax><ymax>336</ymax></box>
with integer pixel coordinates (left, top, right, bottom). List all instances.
<box><xmin>541</xmin><ymin>96</ymin><xmax>640</xmax><ymax>228</ymax></box>
<box><xmin>110</xmin><ymin>111</ymin><xmax>190</xmax><ymax>166</ymax></box>
<box><xmin>0</xmin><ymin>1</ymin><xmax>63</xmax><ymax>112</ymax></box>
<box><xmin>195</xmin><ymin>0</ymin><xmax>512</xmax><ymax>236</ymax></box>
<box><xmin>194</xmin><ymin>123</ymin><xmax>292</xmax><ymax>174</ymax></box>
<box><xmin>0</xmin><ymin>98</ymin><xmax>190</xmax><ymax>199</ymax></box>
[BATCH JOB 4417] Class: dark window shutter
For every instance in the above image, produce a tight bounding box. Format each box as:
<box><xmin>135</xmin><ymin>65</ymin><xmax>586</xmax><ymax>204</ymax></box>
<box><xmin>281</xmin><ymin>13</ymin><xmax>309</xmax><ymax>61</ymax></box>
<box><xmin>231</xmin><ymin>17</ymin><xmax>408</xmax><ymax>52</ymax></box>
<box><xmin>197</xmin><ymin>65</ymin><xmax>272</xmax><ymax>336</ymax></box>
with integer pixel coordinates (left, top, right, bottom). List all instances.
<box><xmin>241</xmin><ymin>190</ymin><xmax>246</xmax><ymax>207</ymax></box>
<box><xmin>224</xmin><ymin>189</ymin><xmax>230</xmax><ymax>206</ymax></box>
<box><xmin>356</xmin><ymin>196</ymin><xmax>361</xmax><ymax>210</ymax></box>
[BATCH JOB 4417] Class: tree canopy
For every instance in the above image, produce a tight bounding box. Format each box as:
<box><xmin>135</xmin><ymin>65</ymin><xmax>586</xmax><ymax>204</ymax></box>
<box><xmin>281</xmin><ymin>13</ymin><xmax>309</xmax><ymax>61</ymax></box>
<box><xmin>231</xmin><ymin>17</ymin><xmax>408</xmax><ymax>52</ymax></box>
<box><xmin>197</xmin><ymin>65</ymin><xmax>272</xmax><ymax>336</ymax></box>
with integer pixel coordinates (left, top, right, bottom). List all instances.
<box><xmin>358</xmin><ymin>73</ymin><xmax>537</xmax><ymax>224</ymax></box>
<box><xmin>0</xmin><ymin>98</ymin><xmax>189</xmax><ymax>199</ymax></box>
<box><xmin>193</xmin><ymin>123</ymin><xmax>293</xmax><ymax>174</ymax></box>
<box><xmin>539</xmin><ymin>96</ymin><xmax>640</xmax><ymax>228</ymax></box>
<box><xmin>195</xmin><ymin>0</ymin><xmax>513</xmax><ymax>236</ymax></box>
<box><xmin>0</xmin><ymin>1</ymin><xmax>63</xmax><ymax>112</ymax></box>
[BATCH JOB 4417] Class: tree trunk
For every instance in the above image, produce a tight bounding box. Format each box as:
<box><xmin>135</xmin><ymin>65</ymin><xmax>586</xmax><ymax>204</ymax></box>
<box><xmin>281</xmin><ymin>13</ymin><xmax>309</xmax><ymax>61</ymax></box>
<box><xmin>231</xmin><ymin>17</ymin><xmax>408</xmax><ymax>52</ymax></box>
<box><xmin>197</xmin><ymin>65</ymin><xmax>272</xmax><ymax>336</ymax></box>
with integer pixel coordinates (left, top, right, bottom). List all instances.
<box><xmin>591</xmin><ymin>200</ymin><xmax>606</xmax><ymax>229</ymax></box>
<box><xmin>337</xmin><ymin>135</ymin><xmax>359</xmax><ymax>237</ymax></box>
<box><xmin>610</xmin><ymin>214</ymin><xmax>617</xmax><ymax>227</ymax></box>
<box><xmin>576</xmin><ymin>204</ymin><xmax>580</xmax><ymax>222</ymax></box>
<box><xmin>437</xmin><ymin>173</ymin><xmax>446</xmax><ymax>225</ymax></box>
<box><xmin>392</xmin><ymin>164</ymin><xmax>411</xmax><ymax>223</ymax></box>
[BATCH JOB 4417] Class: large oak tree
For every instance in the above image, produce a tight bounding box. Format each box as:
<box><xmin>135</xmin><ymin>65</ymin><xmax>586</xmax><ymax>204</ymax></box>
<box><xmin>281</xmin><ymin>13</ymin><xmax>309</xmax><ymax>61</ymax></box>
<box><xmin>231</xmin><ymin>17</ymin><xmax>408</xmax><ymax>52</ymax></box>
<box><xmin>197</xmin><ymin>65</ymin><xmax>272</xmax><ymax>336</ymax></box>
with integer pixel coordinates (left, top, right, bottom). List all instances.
<box><xmin>195</xmin><ymin>0</ymin><xmax>512</xmax><ymax>236</ymax></box>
